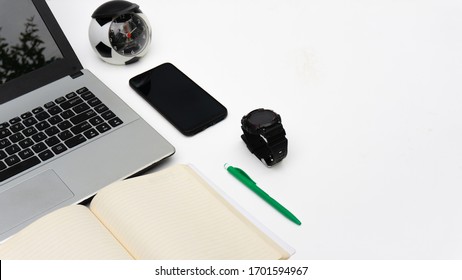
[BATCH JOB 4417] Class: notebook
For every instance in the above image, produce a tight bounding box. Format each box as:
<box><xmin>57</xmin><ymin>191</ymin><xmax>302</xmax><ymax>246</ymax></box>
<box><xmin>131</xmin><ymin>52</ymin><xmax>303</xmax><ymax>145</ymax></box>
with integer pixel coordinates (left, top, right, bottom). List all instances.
<box><xmin>0</xmin><ymin>0</ymin><xmax>175</xmax><ymax>240</ymax></box>
<box><xmin>0</xmin><ymin>164</ymin><xmax>293</xmax><ymax>259</ymax></box>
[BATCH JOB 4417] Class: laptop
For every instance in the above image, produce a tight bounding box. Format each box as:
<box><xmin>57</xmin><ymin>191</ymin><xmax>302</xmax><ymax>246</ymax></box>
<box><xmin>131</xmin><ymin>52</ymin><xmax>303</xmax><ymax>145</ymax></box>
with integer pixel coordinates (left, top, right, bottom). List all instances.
<box><xmin>0</xmin><ymin>0</ymin><xmax>175</xmax><ymax>240</ymax></box>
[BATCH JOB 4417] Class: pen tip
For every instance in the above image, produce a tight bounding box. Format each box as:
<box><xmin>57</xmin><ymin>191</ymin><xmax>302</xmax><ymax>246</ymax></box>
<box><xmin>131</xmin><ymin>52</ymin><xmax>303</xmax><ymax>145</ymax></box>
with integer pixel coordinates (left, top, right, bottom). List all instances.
<box><xmin>224</xmin><ymin>163</ymin><xmax>229</xmax><ymax>169</ymax></box>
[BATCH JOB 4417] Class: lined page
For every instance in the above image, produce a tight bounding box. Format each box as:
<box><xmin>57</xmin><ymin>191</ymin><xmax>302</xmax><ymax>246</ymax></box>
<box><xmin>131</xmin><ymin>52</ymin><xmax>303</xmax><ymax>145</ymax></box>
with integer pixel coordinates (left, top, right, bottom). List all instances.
<box><xmin>0</xmin><ymin>205</ymin><xmax>133</xmax><ymax>259</ymax></box>
<box><xmin>90</xmin><ymin>164</ymin><xmax>289</xmax><ymax>259</ymax></box>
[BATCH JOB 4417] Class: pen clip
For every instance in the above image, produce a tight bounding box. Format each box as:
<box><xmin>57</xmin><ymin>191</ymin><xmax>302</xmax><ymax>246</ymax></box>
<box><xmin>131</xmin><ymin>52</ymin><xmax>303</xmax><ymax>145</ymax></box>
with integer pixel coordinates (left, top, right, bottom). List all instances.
<box><xmin>232</xmin><ymin>167</ymin><xmax>256</xmax><ymax>184</ymax></box>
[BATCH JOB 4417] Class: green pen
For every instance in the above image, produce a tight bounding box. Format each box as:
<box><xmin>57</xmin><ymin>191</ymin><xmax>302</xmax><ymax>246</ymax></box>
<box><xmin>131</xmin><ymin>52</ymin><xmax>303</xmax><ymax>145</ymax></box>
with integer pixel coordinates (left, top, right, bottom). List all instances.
<box><xmin>225</xmin><ymin>164</ymin><xmax>301</xmax><ymax>225</ymax></box>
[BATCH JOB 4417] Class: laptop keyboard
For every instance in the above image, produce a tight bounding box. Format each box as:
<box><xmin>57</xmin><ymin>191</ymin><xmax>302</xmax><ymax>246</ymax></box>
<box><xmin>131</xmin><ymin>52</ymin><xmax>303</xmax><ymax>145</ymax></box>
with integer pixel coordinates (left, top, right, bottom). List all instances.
<box><xmin>0</xmin><ymin>87</ymin><xmax>123</xmax><ymax>182</ymax></box>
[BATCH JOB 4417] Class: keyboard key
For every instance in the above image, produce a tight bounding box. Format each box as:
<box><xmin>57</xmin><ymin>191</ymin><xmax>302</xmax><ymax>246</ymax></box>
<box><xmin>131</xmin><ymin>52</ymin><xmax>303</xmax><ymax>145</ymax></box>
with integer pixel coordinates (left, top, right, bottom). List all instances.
<box><xmin>35</xmin><ymin>111</ymin><xmax>50</xmax><ymax>121</ymax></box>
<box><xmin>44</xmin><ymin>101</ymin><xmax>55</xmax><ymax>109</ymax></box>
<box><xmin>101</xmin><ymin>110</ymin><xmax>116</xmax><ymax>120</ymax></box>
<box><xmin>23</xmin><ymin>127</ymin><xmax>38</xmax><ymax>137</ymax></box>
<box><xmin>0</xmin><ymin>122</ymin><xmax>9</xmax><ymax>129</ymax></box>
<box><xmin>55</xmin><ymin>96</ymin><xmax>66</xmax><ymax>104</ymax></box>
<box><xmin>66</xmin><ymin>92</ymin><xmax>77</xmax><ymax>99</ymax></box>
<box><xmin>45</xmin><ymin>136</ymin><xmax>60</xmax><ymax>147</ymax></box>
<box><xmin>65</xmin><ymin>134</ymin><xmax>86</xmax><ymax>149</ymax></box>
<box><xmin>57</xmin><ymin>120</ymin><xmax>72</xmax><ymax>131</ymax></box>
<box><xmin>94</xmin><ymin>104</ymin><xmax>108</xmax><ymax>113</ymax></box>
<box><xmin>60</xmin><ymin>97</ymin><xmax>83</xmax><ymax>110</ymax></box>
<box><xmin>45</xmin><ymin>126</ymin><xmax>60</xmax><ymax>137</ymax></box>
<box><xmin>60</xmin><ymin>109</ymin><xmax>75</xmax><ymax>119</ymax></box>
<box><xmin>0</xmin><ymin>151</ymin><xmax>7</xmax><ymax>160</ymax></box>
<box><xmin>19</xmin><ymin>138</ymin><xmax>34</xmax><ymax>149</ymax></box>
<box><xmin>88</xmin><ymin>97</ymin><xmax>102</xmax><ymax>107</ymax></box>
<box><xmin>58</xmin><ymin>130</ymin><xmax>73</xmax><ymax>141</ymax></box>
<box><xmin>10</xmin><ymin>123</ymin><xmax>25</xmax><ymax>133</ymax></box>
<box><xmin>0</xmin><ymin>129</ymin><xmax>12</xmax><ymax>139</ymax></box>
<box><xmin>32</xmin><ymin>142</ymin><xmax>47</xmax><ymax>153</ymax></box>
<box><xmin>0</xmin><ymin>139</ymin><xmax>12</xmax><ymax>149</ymax></box>
<box><xmin>6</xmin><ymin>144</ymin><xmax>20</xmax><ymax>155</ymax></box>
<box><xmin>38</xmin><ymin>150</ymin><xmax>54</xmax><ymax>161</ymax></box>
<box><xmin>32</xmin><ymin>132</ymin><xmax>47</xmax><ymax>142</ymax></box>
<box><xmin>73</xmin><ymin>103</ymin><xmax>90</xmax><ymax>114</ymax></box>
<box><xmin>96</xmin><ymin>123</ymin><xmax>111</xmax><ymax>133</ymax></box>
<box><xmin>48</xmin><ymin>115</ymin><xmax>63</xmax><ymax>125</ymax></box>
<box><xmin>48</xmin><ymin>106</ymin><xmax>63</xmax><ymax>115</ymax></box>
<box><xmin>9</xmin><ymin>117</ymin><xmax>21</xmax><ymax>124</ymax></box>
<box><xmin>81</xmin><ymin>91</ymin><xmax>95</xmax><ymax>100</ymax></box>
<box><xmin>76</xmin><ymin>87</ymin><xmax>88</xmax><ymax>94</ymax></box>
<box><xmin>0</xmin><ymin>161</ymin><xmax>6</xmax><ymax>171</ymax></box>
<box><xmin>36</xmin><ymin>121</ymin><xmax>51</xmax><ymax>131</ymax></box>
<box><xmin>18</xmin><ymin>149</ymin><xmax>34</xmax><ymax>160</ymax></box>
<box><xmin>70</xmin><ymin>109</ymin><xmax>97</xmax><ymax>125</ymax></box>
<box><xmin>84</xmin><ymin>129</ymin><xmax>99</xmax><ymax>139</ymax></box>
<box><xmin>0</xmin><ymin>156</ymin><xmax>40</xmax><ymax>182</ymax></box>
<box><xmin>9</xmin><ymin>133</ymin><xmax>25</xmax><ymax>143</ymax></box>
<box><xmin>89</xmin><ymin>116</ymin><xmax>104</xmax><ymax>126</ymax></box>
<box><xmin>71</xmin><ymin>121</ymin><xmax>91</xmax><ymax>134</ymax></box>
<box><xmin>5</xmin><ymin>155</ymin><xmax>20</xmax><ymax>166</ymax></box>
<box><xmin>32</xmin><ymin>107</ymin><xmax>44</xmax><ymax>114</ymax></box>
<box><xmin>23</xmin><ymin>117</ymin><xmax>38</xmax><ymax>127</ymax></box>
<box><xmin>108</xmin><ymin>117</ymin><xmax>123</xmax><ymax>127</ymax></box>
<box><xmin>21</xmin><ymin>112</ymin><xmax>32</xmax><ymax>119</ymax></box>
<box><xmin>52</xmin><ymin>143</ymin><xmax>67</xmax><ymax>155</ymax></box>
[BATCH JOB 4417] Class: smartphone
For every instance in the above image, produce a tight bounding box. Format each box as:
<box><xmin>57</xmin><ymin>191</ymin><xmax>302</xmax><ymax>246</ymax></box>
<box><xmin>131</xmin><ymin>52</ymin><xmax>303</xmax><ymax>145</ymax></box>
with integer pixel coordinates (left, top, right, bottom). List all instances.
<box><xmin>129</xmin><ymin>63</ymin><xmax>227</xmax><ymax>136</ymax></box>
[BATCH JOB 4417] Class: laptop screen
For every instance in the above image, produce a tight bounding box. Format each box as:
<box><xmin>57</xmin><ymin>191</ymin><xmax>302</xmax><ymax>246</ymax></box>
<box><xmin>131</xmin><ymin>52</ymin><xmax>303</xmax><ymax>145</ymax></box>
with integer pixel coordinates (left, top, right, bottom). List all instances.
<box><xmin>0</xmin><ymin>0</ymin><xmax>82</xmax><ymax>104</ymax></box>
<box><xmin>0</xmin><ymin>0</ymin><xmax>64</xmax><ymax>85</ymax></box>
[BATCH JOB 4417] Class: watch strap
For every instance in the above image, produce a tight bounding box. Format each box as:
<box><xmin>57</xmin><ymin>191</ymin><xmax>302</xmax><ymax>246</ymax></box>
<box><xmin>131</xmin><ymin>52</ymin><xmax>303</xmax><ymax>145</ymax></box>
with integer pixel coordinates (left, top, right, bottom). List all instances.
<box><xmin>241</xmin><ymin>123</ymin><xmax>288</xmax><ymax>166</ymax></box>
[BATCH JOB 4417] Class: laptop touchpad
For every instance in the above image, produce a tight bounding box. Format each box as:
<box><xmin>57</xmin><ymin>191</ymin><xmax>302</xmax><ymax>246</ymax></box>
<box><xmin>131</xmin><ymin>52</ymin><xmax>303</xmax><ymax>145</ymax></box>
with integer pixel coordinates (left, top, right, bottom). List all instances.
<box><xmin>0</xmin><ymin>170</ymin><xmax>74</xmax><ymax>234</ymax></box>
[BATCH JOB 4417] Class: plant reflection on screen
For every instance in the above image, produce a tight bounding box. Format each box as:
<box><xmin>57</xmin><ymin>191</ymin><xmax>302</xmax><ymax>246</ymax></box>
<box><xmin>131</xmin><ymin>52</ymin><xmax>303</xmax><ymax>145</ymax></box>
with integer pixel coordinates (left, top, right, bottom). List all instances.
<box><xmin>0</xmin><ymin>17</ymin><xmax>58</xmax><ymax>84</ymax></box>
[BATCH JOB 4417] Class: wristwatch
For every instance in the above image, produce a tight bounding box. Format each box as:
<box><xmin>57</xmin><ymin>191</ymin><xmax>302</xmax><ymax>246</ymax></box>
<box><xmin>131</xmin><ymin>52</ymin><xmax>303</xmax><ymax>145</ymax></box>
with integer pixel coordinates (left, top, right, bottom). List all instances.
<box><xmin>241</xmin><ymin>108</ymin><xmax>288</xmax><ymax>167</ymax></box>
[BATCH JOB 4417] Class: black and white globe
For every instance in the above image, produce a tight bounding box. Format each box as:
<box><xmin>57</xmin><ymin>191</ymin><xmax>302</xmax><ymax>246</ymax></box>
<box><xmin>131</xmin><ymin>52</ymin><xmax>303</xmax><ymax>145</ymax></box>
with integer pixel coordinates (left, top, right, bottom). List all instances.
<box><xmin>89</xmin><ymin>1</ymin><xmax>151</xmax><ymax>65</ymax></box>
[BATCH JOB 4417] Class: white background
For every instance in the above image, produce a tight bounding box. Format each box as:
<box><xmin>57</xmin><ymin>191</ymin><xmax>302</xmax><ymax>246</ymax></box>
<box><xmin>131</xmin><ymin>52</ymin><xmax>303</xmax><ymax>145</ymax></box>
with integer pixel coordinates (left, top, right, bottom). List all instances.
<box><xmin>46</xmin><ymin>0</ymin><xmax>462</xmax><ymax>259</ymax></box>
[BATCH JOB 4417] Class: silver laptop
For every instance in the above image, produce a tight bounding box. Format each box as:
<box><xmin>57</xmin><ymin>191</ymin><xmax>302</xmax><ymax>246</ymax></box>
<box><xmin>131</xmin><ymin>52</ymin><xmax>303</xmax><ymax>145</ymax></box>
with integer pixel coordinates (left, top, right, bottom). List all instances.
<box><xmin>0</xmin><ymin>0</ymin><xmax>175</xmax><ymax>240</ymax></box>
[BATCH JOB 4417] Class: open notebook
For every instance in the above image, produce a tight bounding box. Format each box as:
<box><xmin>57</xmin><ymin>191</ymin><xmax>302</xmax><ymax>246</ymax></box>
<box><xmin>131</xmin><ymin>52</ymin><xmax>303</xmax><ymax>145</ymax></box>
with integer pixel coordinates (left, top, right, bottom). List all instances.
<box><xmin>0</xmin><ymin>164</ymin><xmax>293</xmax><ymax>259</ymax></box>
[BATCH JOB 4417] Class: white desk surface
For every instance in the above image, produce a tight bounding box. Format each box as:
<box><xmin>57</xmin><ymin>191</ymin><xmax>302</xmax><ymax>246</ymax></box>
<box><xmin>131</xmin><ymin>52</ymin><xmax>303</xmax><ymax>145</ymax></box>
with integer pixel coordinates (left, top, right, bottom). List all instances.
<box><xmin>47</xmin><ymin>0</ymin><xmax>462</xmax><ymax>259</ymax></box>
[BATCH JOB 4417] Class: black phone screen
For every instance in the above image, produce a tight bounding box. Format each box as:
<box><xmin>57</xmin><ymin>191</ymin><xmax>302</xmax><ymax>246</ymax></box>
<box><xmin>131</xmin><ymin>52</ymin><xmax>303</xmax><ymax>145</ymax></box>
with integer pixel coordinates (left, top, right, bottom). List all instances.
<box><xmin>129</xmin><ymin>63</ymin><xmax>227</xmax><ymax>136</ymax></box>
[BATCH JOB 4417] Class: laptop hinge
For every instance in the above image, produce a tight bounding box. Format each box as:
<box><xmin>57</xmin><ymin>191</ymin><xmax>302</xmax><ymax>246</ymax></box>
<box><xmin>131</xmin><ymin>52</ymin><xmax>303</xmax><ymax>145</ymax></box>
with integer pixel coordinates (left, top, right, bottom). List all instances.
<box><xmin>70</xmin><ymin>71</ymin><xmax>84</xmax><ymax>79</ymax></box>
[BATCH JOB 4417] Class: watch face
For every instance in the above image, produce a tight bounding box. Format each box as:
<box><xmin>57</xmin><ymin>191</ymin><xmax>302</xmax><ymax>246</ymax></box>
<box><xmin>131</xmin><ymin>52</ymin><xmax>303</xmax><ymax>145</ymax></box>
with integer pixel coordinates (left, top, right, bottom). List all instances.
<box><xmin>109</xmin><ymin>13</ymin><xmax>149</xmax><ymax>56</ymax></box>
<box><xmin>247</xmin><ymin>109</ymin><xmax>278</xmax><ymax>129</ymax></box>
